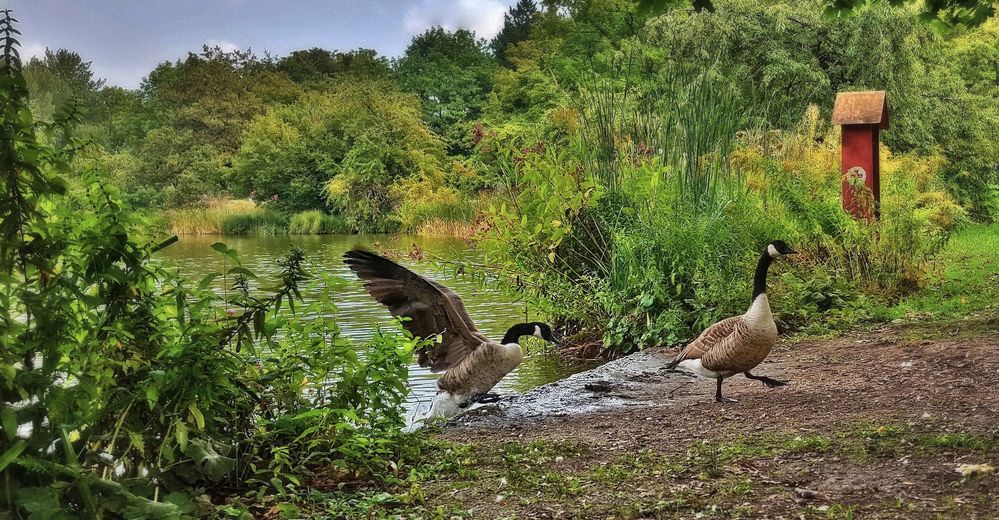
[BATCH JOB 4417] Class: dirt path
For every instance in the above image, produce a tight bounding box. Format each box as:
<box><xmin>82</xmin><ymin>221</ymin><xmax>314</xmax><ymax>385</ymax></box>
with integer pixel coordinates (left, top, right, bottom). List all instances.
<box><xmin>423</xmin><ymin>323</ymin><xmax>999</xmax><ymax>519</ymax></box>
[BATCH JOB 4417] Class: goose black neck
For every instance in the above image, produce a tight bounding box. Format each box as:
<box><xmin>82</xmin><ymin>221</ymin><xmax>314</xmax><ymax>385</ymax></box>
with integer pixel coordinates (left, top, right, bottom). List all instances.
<box><xmin>752</xmin><ymin>251</ymin><xmax>773</xmax><ymax>302</ymax></box>
<box><xmin>502</xmin><ymin>323</ymin><xmax>534</xmax><ymax>345</ymax></box>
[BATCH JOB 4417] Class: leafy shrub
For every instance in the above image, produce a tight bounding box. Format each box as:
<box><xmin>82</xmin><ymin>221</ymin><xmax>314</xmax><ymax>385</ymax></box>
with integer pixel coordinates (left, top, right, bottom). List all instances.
<box><xmin>392</xmin><ymin>175</ymin><xmax>479</xmax><ymax>235</ymax></box>
<box><xmin>232</xmin><ymin>80</ymin><xmax>447</xmax><ymax>229</ymax></box>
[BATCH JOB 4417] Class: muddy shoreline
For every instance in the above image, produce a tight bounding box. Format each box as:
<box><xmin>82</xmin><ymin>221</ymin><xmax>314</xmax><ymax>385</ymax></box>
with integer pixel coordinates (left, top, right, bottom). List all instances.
<box><xmin>426</xmin><ymin>323</ymin><xmax>999</xmax><ymax>518</ymax></box>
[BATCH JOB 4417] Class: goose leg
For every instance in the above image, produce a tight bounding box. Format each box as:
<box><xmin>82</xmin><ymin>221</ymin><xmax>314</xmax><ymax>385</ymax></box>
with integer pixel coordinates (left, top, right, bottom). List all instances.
<box><xmin>715</xmin><ymin>378</ymin><xmax>737</xmax><ymax>403</ymax></box>
<box><xmin>744</xmin><ymin>371</ymin><xmax>787</xmax><ymax>388</ymax></box>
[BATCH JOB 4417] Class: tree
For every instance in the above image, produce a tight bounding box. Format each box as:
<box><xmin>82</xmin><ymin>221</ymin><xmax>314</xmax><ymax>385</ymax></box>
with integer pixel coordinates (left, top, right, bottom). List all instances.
<box><xmin>25</xmin><ymin>48</ymin><xmax>105</xmax><ymax>94</ymax></box>
<box><xmin>485</xmin><ymin>0</ymin><xmax>645</xmax><ymax>121</ymax></box>
<box><xmin>232</xmin><ymin>80</ymin><xmax>447</xmax><ymax>227</ymax></box>
<box><xmin>491</xmin><ymin>0</ymin><xmax>539</xmax><ymax>67</ymax></box>
<box><xmin>141</xmin><ymin>46</ymin><xmax>285</xmax><ymax>154</ymax></box>
<box><xmin>395</xmin><ymin>27</ymin><xmax>497</xmax><ymax>153</ymax></box>
<box><xmin>132</xmin><ymin>45</ymin><xmax>302</xmax><ymax>205</ymax></box>
<box><xmin>635</xmin><ymin>0</ymin><xmax>995</xmax><ymax>29</ymax></box>
<box><xmin>277</xmin><ymin>47</ymin><xmax>391</xmax><ymax>83</ymax></box>
<box><xmin>134</xmin><ymin>126</ymin><xmax>225</xmax><ymax>207</ymax></box>
<box><xmin>84</xmin><ymin>86</ymin><xmax>146</xmax><ymax>151</ymax></box>
<box><xmin>23</xmin><ymin>48</ymin><xmax>105</xmax><ymax>121</ymax></box>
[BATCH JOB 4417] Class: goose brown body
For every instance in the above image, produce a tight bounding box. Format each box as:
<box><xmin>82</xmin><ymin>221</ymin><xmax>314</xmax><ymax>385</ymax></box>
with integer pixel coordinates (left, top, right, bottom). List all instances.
<box><xmin>671</xmin><ymin>295</ymin><xmax>778</xmax><ymax>377</ymax></box>
<box><xmin>668</xmin><ymin>241</ymin><xmax>795</xmax><ymax>401</ymax></box>
<box><xmin>436</xmin><ymin>340</ymin><xmax>524</xmax><ymax>396</ymax></box>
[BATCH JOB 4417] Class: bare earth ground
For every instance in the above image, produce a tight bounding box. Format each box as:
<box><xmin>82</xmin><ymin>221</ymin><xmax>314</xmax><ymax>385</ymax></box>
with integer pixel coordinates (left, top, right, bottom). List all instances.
<box><xmin>422</xmin><ymin>320</ymin><xmax>999</xmax><ymax>519</ymax></box>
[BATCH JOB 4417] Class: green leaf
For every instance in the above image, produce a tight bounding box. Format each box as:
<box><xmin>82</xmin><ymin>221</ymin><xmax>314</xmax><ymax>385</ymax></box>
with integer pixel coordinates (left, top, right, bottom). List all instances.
<box><xmin>15</xmin><ymin>486</ymin><xmax>63</xmax><ymax>520</ymax></box>
<box><xmin>198</xmin><ymin>273</ymin><xmax>220</xmax><ymax>289</ymax></box>
<box><xmin>152</xmin><ymin>235</ymin><xmax>179</xmax><ymax>253</ymax></box>
<box><xmin>128</xmin><ymin>430</ymin><xmax>145</xmax><ymax>453</ymax></box>
<box><xmin>184</xmin><ymin>439</ymin><xmax>235</xmax><ymax>481</ymax></box>
<box><xmin>1</xmin><ymin>405</ymin><xmax>16</xmax><ymax>440</ymax></box>
<box><xmin>188</xmin><ymin>403</ymin><xmax>206</xmax><ymax>430</ymax></box>
<box><xmin>122</xmin><ymin>498</ymin><xmax>184</xmax><ymax>520</ymax></box>
<box><xmin>174</xmin><ymin>421</ymin><xmax>188</xmax><ymax>450</ymax></box>
<box><xmin>227</xmin><ymin>266</ymin><xmax>256</xmax><ymax>278</ymax></box>
<box><xmin>0</xmin><ymin>440</ymin><xmax>27</xmax><ymax>471</ymax></box>
<box><xmin>144</xmin><ymin>386</ymin><xmax>160</xmax><ymax>409</ymax></box>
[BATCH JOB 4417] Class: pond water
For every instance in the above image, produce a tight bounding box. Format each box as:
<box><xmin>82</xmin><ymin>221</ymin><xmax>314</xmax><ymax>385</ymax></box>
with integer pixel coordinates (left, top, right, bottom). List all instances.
<box><xmin>158</xmin><ymin>234</ymin><xmax>601</xmax><ymax>421</ymax></box>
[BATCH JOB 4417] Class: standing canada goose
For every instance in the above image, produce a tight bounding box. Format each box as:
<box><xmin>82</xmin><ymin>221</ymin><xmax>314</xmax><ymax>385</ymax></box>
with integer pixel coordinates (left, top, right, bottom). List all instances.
<box><xmin>668</xmin><ymin>240</ymin><xmax>797</xmax><ymax>402</ymax></box>
<box><xmin>343</xmin><ymin>249</ymin><xmax>559</xmax><ymax>419</ymax></box>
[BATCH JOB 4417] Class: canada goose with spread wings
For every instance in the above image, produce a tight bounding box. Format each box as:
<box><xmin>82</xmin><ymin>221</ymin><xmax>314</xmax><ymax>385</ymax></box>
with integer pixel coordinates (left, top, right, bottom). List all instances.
<box><xmin>668</xmin><ymin>240</ymin><xmax>797</xmax><ymax>402</ymax></box>
<box><xmin>343</xmin><ymin>249</ymin><xmax>558</xmax><ymax>419</ymax></box>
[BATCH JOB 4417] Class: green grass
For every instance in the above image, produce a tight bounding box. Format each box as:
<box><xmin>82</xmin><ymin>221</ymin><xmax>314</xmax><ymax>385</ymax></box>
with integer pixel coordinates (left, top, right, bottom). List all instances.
<box><xmin>252</xmin><ymin>420</ymin><xmax>997</xmax><ymax>518</ymax></box>
<box><xmin>161</xmin><ymin>199</ymin><xmax>279</xmax><ymax>235</ymax></box>
<box><xmin>220</xmin><ymin>211</ymin><xmax>289</xmax><ymax>235</ymax></box>
<box><xmin>161</xmin><ymin>199</ymin><xmax>291</xmax><ymax>235</ymax></box>
<box><xmin>896</xmin><ymin>223</ymin><xmax>999</xmax><ymax>319</ymax></box>
<box><xmin>288</xmin><ymin>210</ymin><xmax>350</xmax><ymax>234</ymax></box>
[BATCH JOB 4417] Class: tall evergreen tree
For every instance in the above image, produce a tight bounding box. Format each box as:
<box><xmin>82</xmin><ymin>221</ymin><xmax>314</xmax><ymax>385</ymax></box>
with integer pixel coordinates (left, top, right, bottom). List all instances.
<box><xmin>490</xmin><ymin>0</ymin><xmax>538</xmax><ymax>67</ymax></box>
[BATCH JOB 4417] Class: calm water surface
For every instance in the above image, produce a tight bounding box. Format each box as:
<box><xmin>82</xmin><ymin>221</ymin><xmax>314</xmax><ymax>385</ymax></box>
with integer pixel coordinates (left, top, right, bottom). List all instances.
<box><xmin>159</xmin><ymin>234</ymin><xmax>600</xmax><ymax>420</ymax></box>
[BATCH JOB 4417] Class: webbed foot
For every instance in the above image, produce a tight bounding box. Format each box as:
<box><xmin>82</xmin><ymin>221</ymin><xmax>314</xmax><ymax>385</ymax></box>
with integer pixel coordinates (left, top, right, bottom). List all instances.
<box><xmin>475</xmin><ymin>393</ymin><xmax>502</xmax><ymax>404</ymax></box>
<box><xmin>744</xmin><ymin>371</ymin><xmax>787</xmax><ymax>388</ymax></box>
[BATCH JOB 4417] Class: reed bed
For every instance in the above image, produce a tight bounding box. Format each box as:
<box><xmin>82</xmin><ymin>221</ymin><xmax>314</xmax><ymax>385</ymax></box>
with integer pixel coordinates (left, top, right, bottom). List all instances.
<box><xmin>162</xmin><ymin>199</ymin><xmax>288</xmax><ymax>235</ymax></box>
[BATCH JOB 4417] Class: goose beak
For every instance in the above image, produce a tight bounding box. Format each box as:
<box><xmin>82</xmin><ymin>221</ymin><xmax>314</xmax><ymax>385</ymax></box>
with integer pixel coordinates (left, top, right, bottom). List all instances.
<box><xmin>785</xmin><ymin>248</ymin><xmax>799</xmax><ymax>255</ymax></box>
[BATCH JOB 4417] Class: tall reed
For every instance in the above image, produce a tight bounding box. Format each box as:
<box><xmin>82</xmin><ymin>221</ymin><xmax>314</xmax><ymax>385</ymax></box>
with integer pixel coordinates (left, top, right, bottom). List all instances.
<box><xmin>579</xmin><ymin>64</ymin><xmax>746</xmax><ymax>214</ymax></box>
<box><xmin>162</xmin><ymin>198</ymin><xmax>273</xmax><ymax>235</ymax></box>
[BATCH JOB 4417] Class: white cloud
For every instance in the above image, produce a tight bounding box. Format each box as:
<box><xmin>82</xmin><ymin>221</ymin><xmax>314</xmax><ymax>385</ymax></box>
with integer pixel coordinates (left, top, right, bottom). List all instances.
<box><xmin>205</xmin><ymin>39</ymin><xmax>240</xmax><ymax>53</ymax></box>
<box><xmin>403</xmin><ymin>0</ymin><xmax>508</xmax><ymax>39</ymax></box>
<box><xmin>21</xmin><ymin>41</ymin><xmax>47</xmax><ymax>62</ymax></box>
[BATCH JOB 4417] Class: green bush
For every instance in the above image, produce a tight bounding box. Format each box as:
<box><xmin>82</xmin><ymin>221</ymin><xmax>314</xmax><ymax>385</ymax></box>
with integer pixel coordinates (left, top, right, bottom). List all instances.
<box><xmin>232</xmin><ymin>81</ymin><xmax>448</xmax><ymax>226</ymax></box>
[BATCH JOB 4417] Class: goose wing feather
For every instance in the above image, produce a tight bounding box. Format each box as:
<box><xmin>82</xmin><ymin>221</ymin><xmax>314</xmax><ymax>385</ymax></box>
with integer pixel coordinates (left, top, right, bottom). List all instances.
<box><xmin>344</xmin><ymin>249</ymin><xmax>486</xmax><ymax>372</ymax></box>
<box><xmin>669</xmin><ymin>316</ymin><xmax>743</xmax><ymax>368</ymax></box>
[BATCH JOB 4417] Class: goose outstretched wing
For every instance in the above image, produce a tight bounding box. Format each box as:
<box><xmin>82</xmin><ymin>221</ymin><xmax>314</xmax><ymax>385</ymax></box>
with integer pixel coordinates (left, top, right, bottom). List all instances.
<box><xmin>343</xmin><ymin>249</ymin><xmax>486</xmax><ymax>372</ymax></box>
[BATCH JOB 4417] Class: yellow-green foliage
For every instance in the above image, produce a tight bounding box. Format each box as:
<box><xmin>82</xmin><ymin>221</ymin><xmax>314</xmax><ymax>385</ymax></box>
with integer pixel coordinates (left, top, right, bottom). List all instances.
<box><xmin>391</xmin><ymin>172</ymin><xmax>480</xmax><ymax>236</ymax></box>
<box><xmin>747</xmin><ymin>107</ymin><xmax>966</xmax><ymax>295</ymax></box>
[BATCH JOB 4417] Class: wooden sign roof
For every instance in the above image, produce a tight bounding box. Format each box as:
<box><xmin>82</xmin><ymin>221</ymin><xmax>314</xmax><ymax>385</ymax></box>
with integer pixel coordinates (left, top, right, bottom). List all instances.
<box><xmin>832</xmin><ymin>91</ymin><xmax>888</xmax><ymax>129</ymax></box>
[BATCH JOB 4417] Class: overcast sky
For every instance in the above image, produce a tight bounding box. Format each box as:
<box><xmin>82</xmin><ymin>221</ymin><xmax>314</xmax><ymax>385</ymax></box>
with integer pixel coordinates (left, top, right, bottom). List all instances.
<box><xmin>5</xmin><ymin>0</ymin><xmax>515</xmax><ymax>89</ymax></box>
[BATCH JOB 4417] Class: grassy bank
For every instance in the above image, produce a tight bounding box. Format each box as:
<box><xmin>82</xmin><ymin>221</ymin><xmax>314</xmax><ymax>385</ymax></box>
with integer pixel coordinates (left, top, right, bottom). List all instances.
<box><xmin>896</xmin><ymin>223</ymin><xmax>999</xmax><ymax>319</ymax></box>
<box><xmin>160</xmin><ymin>198</ymin><xmax>482</xmax><ymax>236</ymax></box>
<box><xmin>161</xmin><ymin>199</ymin><xmax>293</xmax><ymax>235</ymax></box>
<box><xmin>240</xmin><ymin>418</ymin><xmax>997</xmax><ymax>518</ymax></box>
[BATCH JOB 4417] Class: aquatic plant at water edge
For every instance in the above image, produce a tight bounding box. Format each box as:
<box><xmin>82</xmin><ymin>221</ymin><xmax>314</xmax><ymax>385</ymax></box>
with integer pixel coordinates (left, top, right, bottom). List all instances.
<box><xmin>288</xmin><ymin>210</ymin><xmax>350</xmax><ymax>234</ymax></box>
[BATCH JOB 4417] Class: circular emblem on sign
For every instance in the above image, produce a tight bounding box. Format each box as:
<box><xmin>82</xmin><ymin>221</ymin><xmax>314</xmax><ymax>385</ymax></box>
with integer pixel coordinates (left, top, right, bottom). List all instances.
<box><xmin>846</xmin><ymin>166</ymin><xmax>867</xmax><ymax>182</ymax></box>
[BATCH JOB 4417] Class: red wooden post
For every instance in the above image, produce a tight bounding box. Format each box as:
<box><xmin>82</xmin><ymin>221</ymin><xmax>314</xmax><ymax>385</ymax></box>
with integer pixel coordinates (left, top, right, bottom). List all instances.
<box><xmin>832</xmin><ymin>91</ymin><xmax>888</xmax><ymax>220</ymax></box>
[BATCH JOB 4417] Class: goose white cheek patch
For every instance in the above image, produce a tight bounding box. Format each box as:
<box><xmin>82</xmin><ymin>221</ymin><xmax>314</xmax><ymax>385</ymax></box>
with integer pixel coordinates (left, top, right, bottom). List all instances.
<box><xmin>767</xmin><ymin>244</ymin><xmax>779</xmax><ymax>257</ymax></box>
<box><xmin>533</xmin><ymin>325</ymin><xmax>543</xmax><ymax>338</ymax></box>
